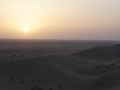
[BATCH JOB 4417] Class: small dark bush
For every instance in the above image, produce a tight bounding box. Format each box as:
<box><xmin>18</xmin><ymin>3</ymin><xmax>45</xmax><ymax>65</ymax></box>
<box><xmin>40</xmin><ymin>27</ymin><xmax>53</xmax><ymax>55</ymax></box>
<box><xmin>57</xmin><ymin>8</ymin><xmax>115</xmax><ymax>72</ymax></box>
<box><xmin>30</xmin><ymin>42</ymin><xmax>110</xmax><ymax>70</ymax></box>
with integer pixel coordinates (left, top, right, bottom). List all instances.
<box><xmin>97</xmin><ymin>59</ymin><xmax>99</xmax><ymax>61</ymax></box>
<box><xmin>58</xmin><ymin>85</ymin><xmax>63</xmax><ymax>89</ymax></box>
<box><xmin>38</xmin><ymin>80</ymin><xmax>41</xmax><ymax>82</ymax></box>
<box><xmin>110</xmin><ymin>64</ymin><xmax>115</xmax><ymax>65</ymax></box>
<box><xmin>49</xmin><ymin>88</ymin><xmax>53</xmax><ymax>90</ymax></box>
<box><xmin>88</xmin><ymin>72</ymin><xmax>92</xmax><ymax>75</ymax></box>
<box><xmin>44</xmin><ymin>64</ymin><xmax>47</xmax><ymax>66</ymax></box>
<box><xmin>8</xmin><ymin>80</ymin><xmax>11</xmax><ymax>82</ymax></box>
<box><xmin>116</xmin><ymin>54</ymin><xmax>120</xmax><ymax>56</ymax></box>
<box><xmin>34</xmin><ymin>55</ymin><xmax>37</xmax><ymax>57</ymax></box>
<box><xmin>96</xmin><ymin>66</ymin><xmax>99</xmax><ymax>69</ymax></box>
<box><xmin>97</xmin><ymin>83</ymin><xmax>100</xmax><ymax>85</ymax></box>
<box><xmin>104</xmin><ymin>65</ymin><xmax>110</xmax><ymax>68</ymax></box>
<box><xmin>11</xmin><ymin>77</ymin><xmax>14</xmax><ymax>80</ymax></box>
<box><xmin>100</xmin><ymin>63</ymin><xmax>104</xmax><ymax>66</ymax></box>
<box><xmin>13</xmin><ymin>54</ymin><xmax>16</xmax><ymax>56</ymax></box>
<box><xmin>20</xmin><ymin>81</ymin><xmax>24</xmax><ymax>83</ymax></box>
<box><xmin>59</xmin><ymin>87</ymin><xmax>63</xmax><ymax>89</ymax></box>
<box><xmin>32</xmin><ymin>80</ymin><xmax>35</xmax><ymax>81</ymax></box>
<box><xmin>21</xmin><ymin>55</ymin><xmax>24</xmax><ymax>57</ymax></box>
<box><xmin>30</xmin><ymin>85</ymin><xmax>42</xmax><ymax>90</ymax></box>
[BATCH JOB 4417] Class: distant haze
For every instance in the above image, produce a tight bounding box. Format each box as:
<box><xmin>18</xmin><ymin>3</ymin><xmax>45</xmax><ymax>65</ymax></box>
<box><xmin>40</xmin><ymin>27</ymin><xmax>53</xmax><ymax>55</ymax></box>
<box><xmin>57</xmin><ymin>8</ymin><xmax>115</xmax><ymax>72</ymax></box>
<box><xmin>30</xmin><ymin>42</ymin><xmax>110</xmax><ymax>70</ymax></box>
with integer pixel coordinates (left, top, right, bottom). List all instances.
<box><xmin>0</xmin><ymin>0</ymin><xmax>120</xmax><ymax>40</ymax></box>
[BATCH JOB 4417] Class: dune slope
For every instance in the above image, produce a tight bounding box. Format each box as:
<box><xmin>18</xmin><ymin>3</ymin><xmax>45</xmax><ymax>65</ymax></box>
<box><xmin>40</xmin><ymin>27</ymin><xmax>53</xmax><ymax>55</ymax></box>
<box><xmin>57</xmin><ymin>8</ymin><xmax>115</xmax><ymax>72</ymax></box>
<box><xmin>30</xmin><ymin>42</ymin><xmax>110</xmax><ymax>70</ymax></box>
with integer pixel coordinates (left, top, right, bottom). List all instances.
<box><xmin>71</xmin><ymin>44</ymin><xmax>120</xmax><ymax>61</ymax></box>
<box><xmin>1</xmin><ymin>44</ymin><xmax>120</xmax><ymax>90</ymax></box>
<box><xmin>0</xmin><ymin>55</ymin><xmax>96</xmax><ymax>90</ymax></box>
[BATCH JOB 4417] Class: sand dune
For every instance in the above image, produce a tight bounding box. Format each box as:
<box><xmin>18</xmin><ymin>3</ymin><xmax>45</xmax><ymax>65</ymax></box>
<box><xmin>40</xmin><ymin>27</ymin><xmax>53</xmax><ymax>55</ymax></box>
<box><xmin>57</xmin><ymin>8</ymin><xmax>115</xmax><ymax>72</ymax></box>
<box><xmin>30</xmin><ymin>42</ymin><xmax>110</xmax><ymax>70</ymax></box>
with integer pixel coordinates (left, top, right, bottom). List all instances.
<box><xmin>0</xmin><ymin>54</ymin><xmax>120</xmax><ymax>90</ymax></box>
<box><xmin>71</xmin><ymin>44</ymin><xmax>120</xmax><ymax>61</ymax></box>
<box><xmin>88</xmin><ymin>69</ymin><xmax>120</xmax><ymax>90</ymax></box>
<box><xmin>0</xmin><ymin>55</ymin><xmax>96</xmax><ymax>90</ymax></box>
<box><xmin>0</xmin><ymin>41</ymin><xmax>120</xmax><ymax>90</ymax></box>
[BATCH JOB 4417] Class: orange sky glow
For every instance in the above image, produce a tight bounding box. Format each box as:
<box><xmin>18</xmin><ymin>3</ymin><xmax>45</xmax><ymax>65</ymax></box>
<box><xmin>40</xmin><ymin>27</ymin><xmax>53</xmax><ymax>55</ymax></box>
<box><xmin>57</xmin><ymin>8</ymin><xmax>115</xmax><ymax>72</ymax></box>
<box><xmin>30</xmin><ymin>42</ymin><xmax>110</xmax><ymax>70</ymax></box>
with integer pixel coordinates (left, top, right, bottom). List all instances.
<box><xmin>0</xmin><ymin>0</ymin><xmax>120</xmax><ymax>40</ymax></box>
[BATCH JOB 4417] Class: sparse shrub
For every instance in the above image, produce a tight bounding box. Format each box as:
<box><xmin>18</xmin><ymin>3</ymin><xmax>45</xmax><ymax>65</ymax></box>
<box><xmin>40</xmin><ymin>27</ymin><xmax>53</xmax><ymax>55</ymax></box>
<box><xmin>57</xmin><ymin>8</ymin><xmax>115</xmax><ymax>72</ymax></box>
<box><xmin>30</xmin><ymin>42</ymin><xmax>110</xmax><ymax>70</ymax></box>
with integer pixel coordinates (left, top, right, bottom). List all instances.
<box><xmin>110</xmin><ymin>64</ymin><xmax>115</xmax><ymax>65</ymax></box>
<box><xmin>8</xmin><ymin>80</ymin><xmax>11</xmax><ymax>82</ymax></box>
<box><xmin>97</xmin><ymin>83</ymin><xmax>100</xmax><ymax>85</ymax></box>
<box><xmin>88</xmin><ymin>72</ymin><xmax>92</xmax><ymax>75</ymax></box>
<box><xmin>34</xmin><ymin>55</ymin><xmax>37</xmax><ymax>57</ymax></box>
<box><xmin>97</xmin><ymin>59</ymin><xmax>99</xmax><ymax>61</ymax></box>
<box><xmin>11</xmin><ymin>77</ymin><xmax>14</xmax><ymax>80</ymax></box>
<box><xmin>59</xmin><ymin>87</ymin><xmax>63</xmax><ymax>89</ymax></box>
<box><xmin>20</xmin><ymin>81</ymin><xmax>24</xmax><ymax>83</ymax></box>
<box><xmin>30</xmin><ymin>85</ymin><xmax>42</xmax><ymax>90</ymax></box>
<box><xmin>38</xmin><ymin>80</ymin><xmax>41</xmax><ymax>82</ymax></box>
<box><xmin>104</xmin><ymin>65</ymin><xmax>110</xmax><ymax>68</ymax></box>
<box><xmin>96</xmin><ymin>66</ymin><xmax>99</xmax><ymax>69</ymax></box>
<box><xmin>116</xmin><ymin>54</ymin><xmax>120</xmax><ymax>57</ymax></box>
<box><xmin>13</xmin><ymin>54</ymin><xmax>16</xmax><ymax>56</ymax></box>
<box><xmin>58</xmin><ymin>85</ymin><xmax>63</xmax><ymax>89</ymax></box>
<box><xmin>100</xmin><ymin>63</ymin><xmax>104</xmax><ymax>66</ymax></box>
<box><xmin>44</xmin><ymin>64</ymin><xmax>47</xmax><ymax>66</ymax></box>
<box><xmin>41</xmin><ymin>88</ymin><xmax>44</xmax><ymax>90</ymax></box>
<box><xmin>21</xmin><ymin>55</ymin><xmax>24</xmax><ymax>57</ymax></box>
<box><xmin>32</xmin><ymin>80</ymin><xmax>35</xmax><ymax>81</ymax></box>
<box><xmin>49</xmin><ymin>88</ymin><xmax>53</xmax><ymax>90</ymax></box>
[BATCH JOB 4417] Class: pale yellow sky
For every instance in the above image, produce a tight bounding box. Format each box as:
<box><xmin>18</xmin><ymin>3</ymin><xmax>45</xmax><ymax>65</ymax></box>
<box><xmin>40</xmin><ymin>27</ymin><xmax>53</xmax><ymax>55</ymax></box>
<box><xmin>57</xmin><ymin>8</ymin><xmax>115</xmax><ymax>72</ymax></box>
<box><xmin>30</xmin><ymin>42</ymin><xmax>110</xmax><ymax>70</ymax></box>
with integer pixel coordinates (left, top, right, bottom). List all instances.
<box><xmin>0</xmin><ymin>0</ymin><xmax>120</xmax><ymax>40</ymax></box>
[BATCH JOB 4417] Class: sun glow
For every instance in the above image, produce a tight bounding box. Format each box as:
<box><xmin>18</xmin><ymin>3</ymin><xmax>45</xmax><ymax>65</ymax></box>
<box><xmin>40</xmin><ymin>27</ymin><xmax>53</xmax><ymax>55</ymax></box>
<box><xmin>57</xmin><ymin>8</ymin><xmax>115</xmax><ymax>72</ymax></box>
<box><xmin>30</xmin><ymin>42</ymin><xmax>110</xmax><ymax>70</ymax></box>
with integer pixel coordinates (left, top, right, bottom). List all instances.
<box><xmin>24</xmin><ymin>28</ymin><xmax>29</xmax><ymax>32</ymax></box>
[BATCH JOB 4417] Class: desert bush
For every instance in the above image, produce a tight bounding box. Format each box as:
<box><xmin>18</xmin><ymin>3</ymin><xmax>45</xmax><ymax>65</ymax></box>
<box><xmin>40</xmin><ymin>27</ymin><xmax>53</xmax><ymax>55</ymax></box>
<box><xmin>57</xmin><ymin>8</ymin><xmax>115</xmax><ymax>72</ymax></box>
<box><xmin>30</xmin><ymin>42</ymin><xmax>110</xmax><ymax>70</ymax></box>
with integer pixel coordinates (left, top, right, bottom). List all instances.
<box><xmin>96</xmin><ymin>66</ymin><xmax>99</xmax><ymax>69</ymax></box>
<box><xmin>20</xmin><ymin>81</ymin><xmax>24</xmax><ymax>83</ymax></box>
<box><xmin>110</xmin><ymin>64</ymin><xmax>115</xmax><ymax>65</ymax></box>
<box><xmin>38</xmin><ymin>80</ymin><xmax>41</xmax><ymax>82</ymax></box>
<box><xmin>59</xmin><ymin>87</ymin><xmax>63</xmax><ymax>89</ymax></box>
<box><xmin>116</xmin><ymin>54</ymin><xmax>120</xmax><ymax>57</ymax></box>
<box><xmin>21</xmin><ymin>55</ymin><xmax>24</xmax><ymax>57</ymax></box>
<box><xmin>32</xmin><ymin>79</ymin><xmax>35</xmax><ymax>81</ymax></box>
<box><xmin>34</xmin><ymin>55</ymin><xmax>37</xmax><ymax>57</ymax></box>
<box><xmin>44</xmin><ymin>64</ymin><xmax>47</xmax><ymax>66</ymax></box>
<box><xmin>8</xmin><ymin>80</ymin><xmax>11</xmax><ymax>82</ymax></box>
<box><xmin>100</xmin><ymin>63</ymin><xmax>104</xmax><ymax>66</ymax></box>
<box><xmin>58</xmin><ymin>85</ymin><xmax>63</xmax><ymax>89</ymax></box>
<box><xmin>30</xmin><ymin>85</ymin><xmax>42</xmax><ymax>90</ymax></box>
<box><xmin>13</xmin><ymin>54</ymin><xmax>16</xmax><ymax>56</ymax></box>
<box><xmin>97</xmin><ymin>83</ymin><xmax>100</xmax><ymax>85</ymax></box>
<box><xmin>104</xmin><ymin>65</ymin><xmax>110</xmax><ymax>68</ymax></box>
<box><xmin>88</xmin><ymin>72</ymin><xmax>92</xmax><ymax>75</ymax></box>
<box><xmin>49</xmin><ymin>88</ymin><xmax>53</xmax><ymax>90</ymax></box>
<box><xmin>11</xmin><ymin>77</ymin><xmax>14</xmax><ymax>80</ymax></box>
<box><xmin>97</xmin><ymin>59</ymin><xmax>99</xmax><ymax>61</ymax></box>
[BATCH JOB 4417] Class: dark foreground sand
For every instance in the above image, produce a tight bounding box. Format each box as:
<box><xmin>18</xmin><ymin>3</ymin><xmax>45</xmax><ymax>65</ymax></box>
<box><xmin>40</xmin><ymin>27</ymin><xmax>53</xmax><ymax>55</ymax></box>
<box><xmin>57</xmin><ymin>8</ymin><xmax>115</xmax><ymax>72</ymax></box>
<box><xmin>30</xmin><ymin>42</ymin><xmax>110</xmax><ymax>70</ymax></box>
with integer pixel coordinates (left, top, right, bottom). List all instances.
<box><xmin>0</xmin><ymin>40</ymin><xmax>120</xmax><ymax>90</ymax></box>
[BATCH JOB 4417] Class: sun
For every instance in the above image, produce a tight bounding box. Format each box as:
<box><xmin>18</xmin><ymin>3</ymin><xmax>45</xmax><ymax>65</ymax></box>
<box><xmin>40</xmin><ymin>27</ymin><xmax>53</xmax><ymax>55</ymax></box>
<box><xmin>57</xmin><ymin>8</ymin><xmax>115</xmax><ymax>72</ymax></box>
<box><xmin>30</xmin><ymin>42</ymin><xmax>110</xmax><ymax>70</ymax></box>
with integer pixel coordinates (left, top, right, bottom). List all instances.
<box><xmin>24</xmin><ymin>28</ymin><xmax>28</xmax><ymax>32</ymax></box>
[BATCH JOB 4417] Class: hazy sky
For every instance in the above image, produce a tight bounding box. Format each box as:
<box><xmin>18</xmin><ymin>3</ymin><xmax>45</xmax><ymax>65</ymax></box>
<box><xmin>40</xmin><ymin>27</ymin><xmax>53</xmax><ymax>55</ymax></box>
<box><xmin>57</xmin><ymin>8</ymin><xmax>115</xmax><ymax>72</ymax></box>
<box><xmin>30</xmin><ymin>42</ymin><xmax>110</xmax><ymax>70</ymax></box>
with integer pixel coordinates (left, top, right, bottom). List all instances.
<box><xmin>0</xmin><ymin>0</ymin><xmax>120</xmax><ymax>40</ymax></box>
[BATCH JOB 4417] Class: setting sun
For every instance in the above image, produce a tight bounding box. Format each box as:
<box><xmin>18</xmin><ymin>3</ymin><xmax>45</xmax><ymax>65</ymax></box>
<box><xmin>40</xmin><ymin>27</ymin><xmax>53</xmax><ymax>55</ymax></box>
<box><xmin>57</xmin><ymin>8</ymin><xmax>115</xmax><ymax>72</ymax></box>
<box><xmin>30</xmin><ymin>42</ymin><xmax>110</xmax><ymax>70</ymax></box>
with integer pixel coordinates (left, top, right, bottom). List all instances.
<box><xmin>24</xmin><ymin>29</ymin><xmax>28</xmax><ymax>32</ymax></box>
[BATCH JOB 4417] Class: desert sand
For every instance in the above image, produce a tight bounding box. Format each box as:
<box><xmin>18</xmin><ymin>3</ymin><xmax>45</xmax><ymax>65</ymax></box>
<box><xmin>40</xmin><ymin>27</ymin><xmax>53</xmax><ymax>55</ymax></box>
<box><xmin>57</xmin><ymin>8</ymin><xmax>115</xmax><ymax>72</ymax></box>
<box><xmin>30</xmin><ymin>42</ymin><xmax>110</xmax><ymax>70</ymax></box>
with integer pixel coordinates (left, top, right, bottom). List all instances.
<box><xmin>0</xmin><ymin>39</ymin><xmax>120</xmax><ymax>90</ymax></box>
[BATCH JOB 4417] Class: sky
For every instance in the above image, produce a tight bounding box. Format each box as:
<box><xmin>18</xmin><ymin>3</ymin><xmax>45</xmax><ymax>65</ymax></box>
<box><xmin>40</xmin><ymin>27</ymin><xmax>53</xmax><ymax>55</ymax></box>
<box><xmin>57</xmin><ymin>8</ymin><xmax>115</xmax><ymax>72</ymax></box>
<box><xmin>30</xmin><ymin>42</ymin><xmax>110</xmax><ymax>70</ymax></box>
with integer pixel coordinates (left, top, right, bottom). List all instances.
<box><xmin>0</xmin><ymin>0</ymin><xmax>120</xmax><ymax>40</ymax></box>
